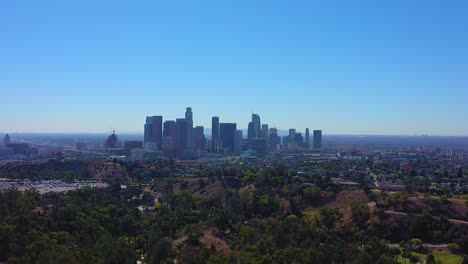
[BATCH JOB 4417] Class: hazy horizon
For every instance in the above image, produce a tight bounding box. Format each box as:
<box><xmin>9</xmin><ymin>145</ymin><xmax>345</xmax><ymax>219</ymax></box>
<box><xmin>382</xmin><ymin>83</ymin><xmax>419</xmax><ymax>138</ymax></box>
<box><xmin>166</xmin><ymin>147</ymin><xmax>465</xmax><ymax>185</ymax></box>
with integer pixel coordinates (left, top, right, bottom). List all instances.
<box><xmin>2</xmin><ymin>1</ymin><xmax>468</xmax><ymax>135</ymax></box>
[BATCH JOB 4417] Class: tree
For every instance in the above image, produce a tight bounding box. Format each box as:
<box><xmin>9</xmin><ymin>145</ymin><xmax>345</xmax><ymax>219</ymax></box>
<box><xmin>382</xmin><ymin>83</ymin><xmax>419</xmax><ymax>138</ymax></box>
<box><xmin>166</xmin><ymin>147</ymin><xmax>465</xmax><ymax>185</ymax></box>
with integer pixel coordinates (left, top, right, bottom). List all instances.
<box><xmin>426</xmin><ymin>253</ymin><xmax>436</xmax><ymax>264</ymax></box>
<box><xmin>319</xmin><ymin>208</ymin><xmax>342</xmax><ymax>231</ymax></box>
<box><xmin>409</xmin><ymin>255</ymin><xmax>420</xmax><ymax>263</ymax></box>
<box><xmin>376</xmin><ymin>255</ymin><xmax>394</xmax><ymax>264</ymax></box>
<box><xmin>148</xmin><ymin>238</ymin><xmax>173</xmax><ymax>264</ymax></box>
<box><xmin>410</xmin><ymin>238</ymin><xmax>422</xmax><ymax>249</ymax></box>
<box><xmin>351</xmin><ymin>202</ymin><xmax>370</xmax><ymax>229</ymax></box>
<box><xmin>303</xmin><ymin>186</ymin><xmax>321</xmax><ymax>201</ymax></box>
<box><xmin>63</xmin><ymin>171</ymin><xmax>75</xmax><ymax>182</ymax></box>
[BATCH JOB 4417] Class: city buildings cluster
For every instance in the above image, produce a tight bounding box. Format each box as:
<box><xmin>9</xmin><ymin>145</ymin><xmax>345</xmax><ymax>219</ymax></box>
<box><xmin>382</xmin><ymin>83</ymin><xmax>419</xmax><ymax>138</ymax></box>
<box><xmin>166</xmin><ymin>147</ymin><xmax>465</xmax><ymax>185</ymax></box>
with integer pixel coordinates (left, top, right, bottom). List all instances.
<box><xmin>143</xmin><ymin>107</ymin><xmax>322</xmax><ymax>159</ymax></box>
<box><xmin>0</xmin><ymin>134</ymin><xmax>32</xmax><ymax>156</ymax></box>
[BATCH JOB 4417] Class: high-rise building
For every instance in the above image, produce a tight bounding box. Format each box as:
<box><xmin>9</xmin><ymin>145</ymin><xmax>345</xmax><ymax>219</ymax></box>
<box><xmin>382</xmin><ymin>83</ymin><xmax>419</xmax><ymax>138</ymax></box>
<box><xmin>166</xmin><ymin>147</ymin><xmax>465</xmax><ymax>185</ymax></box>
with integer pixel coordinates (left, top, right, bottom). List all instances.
<box><xmin>163</xmin><ymin>121</ymin><xmax>177</xmax><ymax>147</ymax></box>
<box><xmin>144</xmin><ymin>117</ymin><xmax>153</xmax><ymax>143</ymax></box>
<box><xmin>305</xmin><ymin>128</ymin><xmax>310</xmax><ymax>148</ymax></box>
<box><xmin>185</xmin><ymin>107</ymin><xmax>193</xmax><ymax>148</ymax></box>
<box><xmin>313</xmin><ymin>130</ymin><xmax>322</xmax><ymax>149</ymax></box>
<box><xmin>288</xmin><ymin>129</ymin><xmax>296</xmax><ymax>148</ymax></box>
<box><xmin>269</xmin><ymin>128</ymin><xmax>280</xmax><ymax>150</ymax></box>
<box><xmin>194</xmin><ymin>126</ymin><xmax>205</xmax><ymax>150</ymax></box>
<box><xmin>247</xmin><ymin>122</ymin><xmax>255</xmax><ymax>140</ymax></box>
<box><xmin>211</xmin><ymin>116</ymin><xmax>219</xmax><ymax>139</ymax></box>
<box><xmin>219</xmin><ymin>123</ymin><xmax>236</xmax><ymax>152</ymax></box>
<box><xmin>252</xmin><ymin>114</ymin><xmax>261</xmax><ymax>138</ymax></box>
<box><xmin>176</xmin><ymin>118</ymin><xmax>188</xmax><ymax>149</ymax></box>
<box><xmin>144</xmin><ymin>116</ymin><xmax>163</xmax><ymax>150</ymax></box>
<box><xmin>235</xmin><ymin>130</ymin><xmax>243</xmax><ymax>153</ymax></box>
<box><xmin>261</xmin><ymin>124</ymin><xmax>269</xmax><ymax>139</ymax></box>
<box><xmin>3</xmin><ymin>134</ymin><xmax>11</xmax><ymax>147</ymax></box>
<box><xmin>295</xmin><ymin>133</ymin><xmax>303</xmax><ymax>147</ymax></box>
<box><xmin>162</xmin><ymin>120</ymin><xmax>177</xmax><ymax>158</ymax></box>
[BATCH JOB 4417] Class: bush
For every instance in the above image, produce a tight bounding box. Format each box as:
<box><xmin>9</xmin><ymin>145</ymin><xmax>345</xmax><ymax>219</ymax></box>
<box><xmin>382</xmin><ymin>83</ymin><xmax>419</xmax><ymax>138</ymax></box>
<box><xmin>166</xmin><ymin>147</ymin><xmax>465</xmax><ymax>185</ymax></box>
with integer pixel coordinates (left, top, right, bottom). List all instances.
<box><xmin>447</xmin><ymin>243</ymin><xmax>459</xmax><ymax>253</ymax></box>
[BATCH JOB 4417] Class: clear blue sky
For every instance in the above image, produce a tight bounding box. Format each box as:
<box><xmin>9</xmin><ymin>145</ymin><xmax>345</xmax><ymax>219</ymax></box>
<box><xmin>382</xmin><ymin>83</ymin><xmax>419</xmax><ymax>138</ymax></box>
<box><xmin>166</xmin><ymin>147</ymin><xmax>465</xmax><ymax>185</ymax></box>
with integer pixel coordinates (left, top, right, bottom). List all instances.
<box><xmin>1</xmin><ymin>0</ymin><xmax>467</xmax><ymax>135</ymax></box>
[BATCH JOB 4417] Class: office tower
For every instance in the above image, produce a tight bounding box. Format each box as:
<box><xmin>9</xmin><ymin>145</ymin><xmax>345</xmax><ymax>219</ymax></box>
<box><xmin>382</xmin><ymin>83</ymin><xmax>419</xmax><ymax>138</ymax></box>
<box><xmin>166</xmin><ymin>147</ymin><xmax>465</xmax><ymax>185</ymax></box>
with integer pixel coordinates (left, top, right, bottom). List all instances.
<box><xmin>144</xmin><ymin>117</ymin><xmax>153</xmax><ymax>143</ymax></box>
<box><xmin>305</xmin><ymin>128</ymin><xmax>310</xmax><ymax>147</ymax></box>
<box><xmin>313</xmin><ymin>130</ymin><xmax>322</xmax><ymax>149</ymax></box>
<box><xmin>162</xmin><ymin>120</ymin><xmax>177</xmax><ymax>158</ymax></box>
<box><xmin>219</xmin><ymin>123</ymin><xmax>237</xmax><ymax>152</ymax></box>
<box><xmin>295</xmin><ymin>133</ymin><xmax>303</xmax><ymax>147</ymax></box>
<box><xmin>289</xmin><ymin>129</ymin><xmax>296</xmax><ymax>140</ymax></box>
<box><xmin>247</xmin><ymin>122</ymin><xmax>255</xmax><ymax>140</ymax></box>
<box><xmin>194</xmin><ymin>126</ymin><xmax>205</xmax><ymax>149</ymax></box>
<box><xmin>288</xmin><ymin>129</ymin><xmax>296</xmax><ymax>148</ymax></box>
<box><xmin>235</xmin><ymin>130</ymin><xmax>243</xmax><ymax>153</ymax></box>
<box><xmin>252</xmin><ymin>114</ymin><xmax>261</xmax><ymax>138</ymax></box>
<box><xmin>211</xmin><ymin>116</ymin><xmax>219</xmax><ymax>139</ymax></box>
<box><xmin>282</xmin><ymin>136</ymin><xmax>289</xmax><ymax>147</ymax></box>
<box><xmin>176</xmin><ymin>118</ymin><xmax>188</xmax><ymax>149</ymax></box>
<box><xmin>185</xmin><ymin>107</ymin><xmax>193</xmax><ymax>148</ymax></box>
<box><xmin>163</xmin><ymin>121</ymin><xmax>177</xmax><ymax>147</ymax></box>
<box><xmin>261</xmin><ymin>124</ymin><xmax>269</xmax><ymax>139</ymax></box>
<box><xmin>269</xmin><ymin>128</ymin><xmax>280</xmax><ymax>150</ymax></box>
<box><xmin>3</xmin><ymin>134</ymin><xmax>11</xmax><ymax>147</ymax></box>
<box><xmin>144</xmin><ymin>116</ymin><xmax>163</xmax><ymax>150</ymax></box>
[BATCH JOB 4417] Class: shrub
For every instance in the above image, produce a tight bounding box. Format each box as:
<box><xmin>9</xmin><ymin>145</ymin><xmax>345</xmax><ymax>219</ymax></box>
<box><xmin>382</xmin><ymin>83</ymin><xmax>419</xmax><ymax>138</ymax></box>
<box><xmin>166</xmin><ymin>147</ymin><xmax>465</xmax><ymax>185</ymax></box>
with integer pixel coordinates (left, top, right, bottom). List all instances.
<box><xmin>447</xmin><ymin>243</ymin><xmax>459</xmax><ymax>253</ymax></box>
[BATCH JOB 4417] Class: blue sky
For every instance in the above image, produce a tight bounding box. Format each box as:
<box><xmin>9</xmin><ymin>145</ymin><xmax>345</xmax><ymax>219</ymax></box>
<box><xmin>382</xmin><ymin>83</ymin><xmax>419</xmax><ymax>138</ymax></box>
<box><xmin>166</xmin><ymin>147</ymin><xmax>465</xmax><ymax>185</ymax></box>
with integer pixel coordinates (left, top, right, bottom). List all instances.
<box><xmin>1</xmin><ymin>0</ymin><xmax>467</xmax><ymax>135</ymax></box>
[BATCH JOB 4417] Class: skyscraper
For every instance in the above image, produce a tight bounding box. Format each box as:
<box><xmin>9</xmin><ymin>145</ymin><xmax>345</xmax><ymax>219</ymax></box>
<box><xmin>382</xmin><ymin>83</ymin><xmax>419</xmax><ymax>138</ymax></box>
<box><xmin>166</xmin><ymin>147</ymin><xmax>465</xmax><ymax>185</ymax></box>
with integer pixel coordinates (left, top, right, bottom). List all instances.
<box><xmin>305</xmin><ymin>128</ymin><xmax>310</xmax><ymax>147</ymax></box>
<box><xmin>176</xmin><ymin>118</ymin><xmax>188</xmax><ymax>149</ymax></box>
<box><xmin>288</xmin><ymin>129</ymin><xmax>296</xmax><ymax>148</ymax></box>
<box><xmin>269</xmin><ymin>128</ymin><xmax>280</xmax><ymax>150</ymax></box>
<box><xmin>163</xmin><ymin>120</ymin><xmax>177</xmax><ymax>148</ymax></box>
<box><xmin>185</xmin><ymin>107</ymin><xmax>193</xmax><ymax>148</ymax></box>
<box><xmin>235</xmin><ymin>130</ymin><xmax>243</xmax><ymax>153</ymax></box>
<box><xmin>211</xmin><ymin>116</ymin><xmax>219</xmax><ymax>139</ymax></box>
<box><xmin>247</xmin><ymin>122</ymin><xmax>255</xmax><ymax>140</ymax></box>
<box><xmin>252</xmin><ymin>114</ymin><xmax>261</xmax><ymax>138</ymax></box>
<box><xmin>219</xmin><ymin>123</ymin><xmax>236</xmax><ymax>152</ymax></box>
<box><xmin>162</xmin><ymin>120</ymin><xmax>177</xmax><ymax>158</ymax></box>
<box><xmin>144</xmin><ymin>116</ymin><xmax>163</xmax><ymax>150</ymax></box>
<box><xmin>295</xmin><ymin>133</ymin><xmax>303</xmax><ymax>147</ymax></box>
<box><xmin>194</xmin><ymin>126</ymin><xmax>205</xmax><ymax>150</ymax></box>
<box><xmin>144</xmin><ymin>117</ymin><xmax>153</xmax><ymax>143</ymax></box>
<box><xmin>313</xmin><ymin>130</ymin><xmax>322</xmax><ymax>149</ymax></box>
<box><xmin>261</xmin><ymin>124</ymin><xmax>269</xmax><ymax>139</ymax></box>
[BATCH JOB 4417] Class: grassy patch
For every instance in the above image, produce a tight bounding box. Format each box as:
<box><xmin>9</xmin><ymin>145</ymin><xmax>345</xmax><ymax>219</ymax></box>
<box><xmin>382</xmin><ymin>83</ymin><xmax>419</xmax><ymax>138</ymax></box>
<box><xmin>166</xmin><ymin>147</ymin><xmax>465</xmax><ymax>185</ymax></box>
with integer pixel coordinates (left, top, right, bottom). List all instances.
<box><xmin>396</xmin><ymin>252</ymin><xmax>462</xmax><ymax>264</ymax></box>
<box><xmin>433</xmin><ymin>252</ymin><xmax>462</xmax><ymax>264</ymax></box>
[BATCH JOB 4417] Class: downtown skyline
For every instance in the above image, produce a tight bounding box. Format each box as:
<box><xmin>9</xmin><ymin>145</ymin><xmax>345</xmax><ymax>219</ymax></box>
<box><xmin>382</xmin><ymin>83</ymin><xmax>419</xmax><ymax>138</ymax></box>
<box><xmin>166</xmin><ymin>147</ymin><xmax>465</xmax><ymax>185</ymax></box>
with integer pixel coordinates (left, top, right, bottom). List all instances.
<box><xmin>1</xmin><ymin>1</ymin><xmax>468</xmax><ymax>136</ymax></box>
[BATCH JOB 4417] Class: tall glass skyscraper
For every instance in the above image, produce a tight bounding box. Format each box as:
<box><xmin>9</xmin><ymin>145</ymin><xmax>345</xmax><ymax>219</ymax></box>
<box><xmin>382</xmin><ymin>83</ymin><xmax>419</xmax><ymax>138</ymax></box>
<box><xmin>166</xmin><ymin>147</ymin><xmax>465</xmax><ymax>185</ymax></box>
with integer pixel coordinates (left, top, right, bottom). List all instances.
<box><xmin>211</xmin><ymin>116</ymin><xmax>219</xmax><ymax>139</ymax></box>
<box><xmin>313</xmin><ymin>130</ymin><xmax>322</xmax><ymax>149</ymax></box>
<box><xmin>144</xmin><ymin>116</ymin><xmax>163</xmax><ymax>150</ymax></box>
<box><xmin>185</xmin><ymin>107</ymin><xmax>193</xmax><ymax>148</ymax></box>
<box><xmin>252</xmin><ymin>114</ymin><xmax>261</xmax><ymax>138</ymax></box>
<box><xmin>220</xmin><ymin>123</ymin><xmax>236</xmax><ymax>152</ymax></box>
